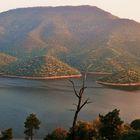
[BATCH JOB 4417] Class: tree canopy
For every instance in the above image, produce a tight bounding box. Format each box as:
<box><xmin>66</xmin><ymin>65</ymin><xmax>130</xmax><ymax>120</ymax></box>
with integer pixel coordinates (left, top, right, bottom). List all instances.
<box><xmin>24</xmin><ymin>113</ymin><xmax>41</xmax><ymax>140</ymax></box>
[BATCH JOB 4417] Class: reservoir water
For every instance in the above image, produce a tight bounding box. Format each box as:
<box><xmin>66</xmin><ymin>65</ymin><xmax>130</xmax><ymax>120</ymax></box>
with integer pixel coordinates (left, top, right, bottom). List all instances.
<box><xmin>0</xmin><ymin>75</ymin><xmax>140</xmax><ymax>138</ymax></box>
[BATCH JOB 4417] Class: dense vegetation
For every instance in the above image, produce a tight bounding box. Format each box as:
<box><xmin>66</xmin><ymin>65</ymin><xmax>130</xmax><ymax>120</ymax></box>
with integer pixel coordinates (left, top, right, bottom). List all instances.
<box><xmin>62</xmin><ymin>47</ymin><xmax>140</xmax><ymax>73</ymax></box>
<box><xmin>1</xmin><ymin>55</ymin><xmax>80</xmax><ymax>77</ymax></box>
<box><xmin>0</xmin><ymin>6</ymin><xmax>140</xmax><ymax>76</ymax></box>
<box><xmin>99</xmin><ymin>68</ymin><xmax>140</xmax><ymax>84</ymax></box>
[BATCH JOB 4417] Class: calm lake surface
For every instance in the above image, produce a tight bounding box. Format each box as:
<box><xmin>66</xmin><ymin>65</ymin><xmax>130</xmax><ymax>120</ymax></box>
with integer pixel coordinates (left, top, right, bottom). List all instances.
<box><xmin>0</xmin><ymin>75</ymin><xmax>140</xmax><ymax>138</ymax></box>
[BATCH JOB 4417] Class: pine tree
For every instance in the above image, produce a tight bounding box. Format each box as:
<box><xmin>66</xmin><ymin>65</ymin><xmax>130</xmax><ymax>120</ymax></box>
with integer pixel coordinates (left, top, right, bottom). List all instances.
<box><xmin>24</xmin><ymin>113</ymin><xmax>41</xmax><ymax>140</ymax></box>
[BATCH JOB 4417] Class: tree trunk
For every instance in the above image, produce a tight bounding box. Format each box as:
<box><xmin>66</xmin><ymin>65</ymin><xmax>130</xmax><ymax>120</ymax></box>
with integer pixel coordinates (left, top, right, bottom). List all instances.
<box><xmin>30</xmin><ymin>128</ymin><xmax>33</xmax><ymax>140</ymax></box>
<box><xmin>71</xmin><ymin>97</ymin><xmax>82</xmax><ymax>140</ymax></box>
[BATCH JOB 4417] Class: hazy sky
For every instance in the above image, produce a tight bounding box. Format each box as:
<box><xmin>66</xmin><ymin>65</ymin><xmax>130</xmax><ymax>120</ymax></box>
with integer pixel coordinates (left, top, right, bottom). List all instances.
<box><xmin>0</xmin><ymin>0</ymin><xmax>140</xmax><ymax>22</ymax></box>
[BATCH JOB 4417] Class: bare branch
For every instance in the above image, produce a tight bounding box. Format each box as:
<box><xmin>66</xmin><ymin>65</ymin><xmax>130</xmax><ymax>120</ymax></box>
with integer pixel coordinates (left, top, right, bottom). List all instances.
<box><xmin>79</xmin><ymin>86</ymin><xmax>87</xmax><ymax>96</ymax></box>
<box><xmin>69</xmin><ymin>80</ymin><xmax>79</xmax><ymax>98</ymax></box>
<box><xmin>79</xmin><ymin>98</ymin><xmax>92</xmax><ymax>111</ymax></box>
<box><xmin>87</xmin><ymin>101</ymin><xmax>93</xmax><ymax>104</ymax></box>
<box><xmin>82</xmin><ymin>71</ymin><xmax>88</xmax><ymax>87</ymax></box>
<box><xmin>82</xmin><ymin>73</ymin><xmax>86</xmax><ymax>87</ymax></box>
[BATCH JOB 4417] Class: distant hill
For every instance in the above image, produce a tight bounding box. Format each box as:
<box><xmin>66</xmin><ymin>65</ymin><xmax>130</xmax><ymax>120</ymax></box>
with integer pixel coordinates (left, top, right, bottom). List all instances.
<box><xmin>0</xmin><ymin>6</ymin><xmax>140</xmax><ymax>76</ymax></box>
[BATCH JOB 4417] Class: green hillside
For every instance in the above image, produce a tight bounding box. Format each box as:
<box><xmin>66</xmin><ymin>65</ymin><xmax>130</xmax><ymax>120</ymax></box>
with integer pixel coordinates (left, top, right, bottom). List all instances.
<box><xmin>99</xmin><ymin>68</ymin><xmax>140</xmax><ymax>84</ymax></box>
<box><xmin>2</xmin><ymin>55</ymin><xmax>80</xmax><ymax>77</ymax></box>
<box><xmin>61</xmin><ymin>47</ymin><xmax>140</xmax><ymax>73</ymax></box>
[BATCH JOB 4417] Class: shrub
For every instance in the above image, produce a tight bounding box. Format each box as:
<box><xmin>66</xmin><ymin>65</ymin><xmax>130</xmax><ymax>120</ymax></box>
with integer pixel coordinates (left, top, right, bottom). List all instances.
<box><xmin>44</xmin><ymin>128</ymin><xmax>68</xmax><ymax>140</ymax></box>
<box><xmin>131</xmin><ymin>119</ymin><xmax>140</xmax><ymax>130</ymax></box>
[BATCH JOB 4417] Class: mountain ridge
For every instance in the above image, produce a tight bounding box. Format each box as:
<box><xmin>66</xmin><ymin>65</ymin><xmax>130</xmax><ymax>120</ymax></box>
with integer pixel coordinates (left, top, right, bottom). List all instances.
<box><xmin>0</xmin><ymin>6</ymin><xmax>140</xmax><ymax>77</ymax></box>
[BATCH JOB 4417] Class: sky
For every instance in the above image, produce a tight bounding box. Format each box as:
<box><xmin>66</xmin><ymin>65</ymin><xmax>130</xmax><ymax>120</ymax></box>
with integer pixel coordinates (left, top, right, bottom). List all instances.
<box><xmin>0</xmin><ymin>0</ymin><xmax>140</xmax><ymax>22</ymax></box>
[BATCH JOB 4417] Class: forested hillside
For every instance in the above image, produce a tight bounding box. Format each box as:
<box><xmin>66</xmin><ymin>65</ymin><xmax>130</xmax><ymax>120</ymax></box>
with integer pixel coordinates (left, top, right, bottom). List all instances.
<box><xmin>1</xmin><ymin>55</ymin><xmax>80</xmax><ymax>77</ymax></box>
<box><xmin>0</xmin><ymin>6</ymin><xmax>140</xmax><ymax>76</ymax></box>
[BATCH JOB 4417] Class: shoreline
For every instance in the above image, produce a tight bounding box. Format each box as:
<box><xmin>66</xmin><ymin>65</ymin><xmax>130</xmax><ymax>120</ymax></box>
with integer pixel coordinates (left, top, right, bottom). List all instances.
<box><xmin>0</xmin><ymin>74</ymin><xmax>82</xmax><ymax>80</ymax></box>
<box><xmin>96</xmin><ymin>81</ymin><xmax>140</xmax><ymax>87</ymax></box>
<box><xmin>0</xmin><ymin>71</ymin><xmax>112</xmax><ymax>80</ymax></box>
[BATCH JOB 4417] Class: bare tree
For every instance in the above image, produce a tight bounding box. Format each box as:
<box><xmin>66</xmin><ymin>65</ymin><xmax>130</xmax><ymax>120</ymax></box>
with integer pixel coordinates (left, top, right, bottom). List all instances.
<box><xmin>69</xmin><ymin>73</ymin><xmax>92</xmax><ymax>140</ymax></box>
